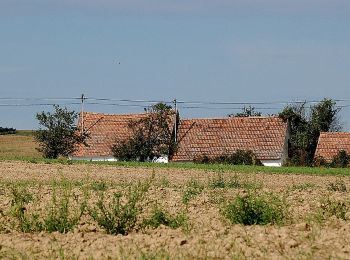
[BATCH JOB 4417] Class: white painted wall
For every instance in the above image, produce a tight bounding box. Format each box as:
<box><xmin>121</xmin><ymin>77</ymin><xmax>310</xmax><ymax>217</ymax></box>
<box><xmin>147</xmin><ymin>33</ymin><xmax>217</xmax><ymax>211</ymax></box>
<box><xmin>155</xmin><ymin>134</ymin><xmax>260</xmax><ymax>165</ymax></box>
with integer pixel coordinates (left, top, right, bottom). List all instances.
<box><xmin>69</xmin><ymin>156</ymin><xmax>117</xmax><ymax>162</ymax></box>
<box><xmin>261</xmin><ymin>159</ymin><xmax>283</xmax><ymax>167</ymax></box>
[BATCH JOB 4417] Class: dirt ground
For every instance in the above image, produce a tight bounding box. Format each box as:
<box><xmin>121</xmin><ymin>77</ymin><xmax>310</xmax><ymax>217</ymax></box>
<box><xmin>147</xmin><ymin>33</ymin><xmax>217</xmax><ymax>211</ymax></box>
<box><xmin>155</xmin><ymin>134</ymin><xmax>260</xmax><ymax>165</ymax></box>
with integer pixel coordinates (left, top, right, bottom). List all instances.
<box><xmin>1</xmin><ymin>161</ymin><xmax>350</xmax><ymax>259</ymax></box>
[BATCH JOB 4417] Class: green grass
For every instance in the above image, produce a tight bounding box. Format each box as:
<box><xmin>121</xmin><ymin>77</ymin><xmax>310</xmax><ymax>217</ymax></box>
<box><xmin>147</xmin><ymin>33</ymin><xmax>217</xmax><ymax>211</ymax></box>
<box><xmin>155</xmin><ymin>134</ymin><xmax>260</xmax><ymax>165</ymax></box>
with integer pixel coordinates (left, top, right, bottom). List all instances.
<box><xmin>2</xmin><ymin>156</ymin><xmax>350</xmax><ymax>176</ymax></box>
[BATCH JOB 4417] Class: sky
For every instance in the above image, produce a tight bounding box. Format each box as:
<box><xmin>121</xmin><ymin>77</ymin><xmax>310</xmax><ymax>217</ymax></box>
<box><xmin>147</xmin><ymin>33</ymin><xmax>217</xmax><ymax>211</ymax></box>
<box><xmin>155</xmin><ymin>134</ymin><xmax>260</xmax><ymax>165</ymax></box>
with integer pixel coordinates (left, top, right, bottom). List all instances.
<box><xmin>1</xmin><ymin>1</ymin><xmax>350</xmax><ymax>130</ymax></box>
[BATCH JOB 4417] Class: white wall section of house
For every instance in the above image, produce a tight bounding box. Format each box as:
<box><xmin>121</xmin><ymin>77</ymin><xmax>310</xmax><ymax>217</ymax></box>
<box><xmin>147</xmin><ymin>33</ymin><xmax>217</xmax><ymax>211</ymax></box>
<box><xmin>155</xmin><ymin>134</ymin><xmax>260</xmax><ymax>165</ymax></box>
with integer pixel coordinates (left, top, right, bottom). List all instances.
<box><xmin>261</xmin><ymin>159</ymin><xmax>283</xmax><ymax>167</ymax></box>
<box><xmin>69</xmin><ymin>156</ymin><xmax>117</xmax><ymax>161</ymax></box>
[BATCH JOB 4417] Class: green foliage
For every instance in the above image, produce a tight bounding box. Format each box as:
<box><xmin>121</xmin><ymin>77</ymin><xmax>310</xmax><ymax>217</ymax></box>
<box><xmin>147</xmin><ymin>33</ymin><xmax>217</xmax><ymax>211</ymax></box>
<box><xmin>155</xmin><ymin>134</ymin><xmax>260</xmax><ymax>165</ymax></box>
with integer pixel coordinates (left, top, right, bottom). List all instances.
<box><xmin>0</xmin><ymin>127</ymin><xmax>17</xmax><ymax>135</ymax></box>
<box><xmin>208</xmin><ymin>173</ymin><xmax>262</xmax><ymax>190</ymax></box>
<box><xmin>111</xmin><ymin>103</ymin><xmax>178</xmax><ymax>162</ymax></box>
<box><xmin>35</xmin><ymin>105</ymin><xmax>87</xmax><ymax>159</ymax></box>
<box><xmin>43</xmin><ymin>188</ymin><xmax>85</xmax><ymax>233</ymax></box>
<box><xmin>9</xmin><ymin>187</ymin><xmax>39</xmax><ymax>232</ymax></box>
<box><xmin>327</xmin><ymin>179</ymin><xmax>347</xmax><ymax>192</ymax></box>
<box><xmin>194</xmin><ymin>150</ymin><xmax>262</xmax><ymax>166</ymax></box>
<box><xmin>280</xmin><ymin>99</ymin><xmax>341</xmax><ymax>166</ymax></box>
<box><xmin>223</xmin><ymin>193</ymin><xmax>287</xmax><ymax>225</ymax></box>
<box><xmin>9</xmin><ymin>185</ymin><xmax>85</xmax><ymax>233</ymax></box>
<box><xmin>91</xmin><ymin>181</ymin><xmax>108</xmax><ymax>192</ymax></box>
<box><xmin>143</xmin><ymin>207</ymin><xmax>187</xmax><ymax>229</ymax></box>
<box><xmin>182</xmin><ymin>179</ymin><xmax>204</xmax><ymax>205</ymax></box>
<box><xmin>319</xmin><ymin>197</ymin><xmax>349</xmax><ymax>220</ymax></box>
<box><xmin>331</xmin><ymin>150</ymin><xmax>350</xmax><ymax>168</ymax></box>
<box><xmin>229</xmin><ymin>106</ymin><xmax>262</xmax><ymax>117</ymax></box>
<box><xmin>89</xmin><ymin>180</ymin><xmax>150</xmax><ymax>235</ymax></box>
<box><xmin>291</xmin><ymin>182</ymin><xmax>317</xmax><ymax>191</ymax></box>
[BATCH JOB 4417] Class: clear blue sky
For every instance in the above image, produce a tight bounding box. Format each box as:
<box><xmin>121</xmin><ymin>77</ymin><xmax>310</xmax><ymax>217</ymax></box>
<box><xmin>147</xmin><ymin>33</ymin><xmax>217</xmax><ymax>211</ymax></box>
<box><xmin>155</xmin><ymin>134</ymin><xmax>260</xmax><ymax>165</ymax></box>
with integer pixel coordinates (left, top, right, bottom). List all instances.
<box><xmin>1</xmin><ymin>1</ymin><xmax>350</xmax><ymax>130</ymax></box>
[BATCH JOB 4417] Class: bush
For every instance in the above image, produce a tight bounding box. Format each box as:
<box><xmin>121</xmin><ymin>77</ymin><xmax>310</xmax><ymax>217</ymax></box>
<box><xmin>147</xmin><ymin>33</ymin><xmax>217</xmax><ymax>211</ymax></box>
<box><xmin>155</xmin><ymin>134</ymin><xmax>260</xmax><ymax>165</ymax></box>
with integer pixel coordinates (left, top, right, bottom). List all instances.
<box><xmin>193</xmin><ymin>150</ymin><xmax>262</xmax><ymax>166</ymax></box>
<box><xmin>89</xmin><ymin>180</ymin><xmax>150</xmax><ymax>235</ymax></box>
<box><xmin>223</xmin><ymin>193</ymin><xmax>287</xmax><ymax>225</ymax></box>
<box><xmin>331</xmin><ymin>150</ymin><xmax>350</xmax><ymax>168</ymax></box>
<box><xmin>143</xmin><ymin>207</ymin><xmax>187</xmax><ymax>229</ymax></box>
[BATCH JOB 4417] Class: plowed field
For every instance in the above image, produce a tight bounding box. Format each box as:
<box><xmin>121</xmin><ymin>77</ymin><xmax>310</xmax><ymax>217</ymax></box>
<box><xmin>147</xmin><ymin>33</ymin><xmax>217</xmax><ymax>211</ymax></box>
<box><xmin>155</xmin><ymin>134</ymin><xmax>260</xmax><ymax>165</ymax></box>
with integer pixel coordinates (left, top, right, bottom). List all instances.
<box><xmin>1</xmin><ymin>161</ymin><xmax>350</xmax><ymax>259</ymax></box>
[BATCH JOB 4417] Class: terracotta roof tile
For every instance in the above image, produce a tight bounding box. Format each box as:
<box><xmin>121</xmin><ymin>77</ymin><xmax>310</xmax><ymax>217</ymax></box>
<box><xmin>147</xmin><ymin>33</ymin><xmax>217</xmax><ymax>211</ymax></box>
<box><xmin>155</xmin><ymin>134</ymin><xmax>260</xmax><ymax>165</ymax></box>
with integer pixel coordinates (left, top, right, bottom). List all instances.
<box><xmin>315</xmin><ymin>132</ymin><xmax>350</xmax><ymax>161</ymax></box>
<box><xmin>72</xmin><ymin>112</ymin><xmax>150</xmax><ymax>158</ymax></box>
<box><xmin>172</xmin><ymin>117</ymin><xmax>288</xmax><ymax>161</ymax></box>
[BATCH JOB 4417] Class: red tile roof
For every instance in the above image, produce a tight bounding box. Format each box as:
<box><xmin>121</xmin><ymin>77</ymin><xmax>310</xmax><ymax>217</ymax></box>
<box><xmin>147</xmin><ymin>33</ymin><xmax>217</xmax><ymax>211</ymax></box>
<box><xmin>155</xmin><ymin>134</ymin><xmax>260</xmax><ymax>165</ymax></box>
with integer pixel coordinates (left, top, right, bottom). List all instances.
<box><xmin>315</xmin><ymin>132</ymin><xmax>350</xmax><ymax>161</ymax></box>
<box><xmin>172</xmin><ymin>116</ymin><xmax>288</xmax><ymax>161</ymax></box>
<box><xmin>72</xmin><ymin>112</ymin><xmax>149</xmax><ymax>158</ymax></box>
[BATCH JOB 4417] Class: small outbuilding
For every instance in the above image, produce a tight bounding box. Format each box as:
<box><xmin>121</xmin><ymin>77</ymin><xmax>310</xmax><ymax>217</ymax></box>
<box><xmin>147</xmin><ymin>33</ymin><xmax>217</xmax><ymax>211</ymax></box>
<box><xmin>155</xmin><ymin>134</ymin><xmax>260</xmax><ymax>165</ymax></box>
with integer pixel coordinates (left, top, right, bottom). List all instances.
<box><xmin>314</xmin><ymin>132</ymin><xmax>350</xmax><ymax>161</ymax></box>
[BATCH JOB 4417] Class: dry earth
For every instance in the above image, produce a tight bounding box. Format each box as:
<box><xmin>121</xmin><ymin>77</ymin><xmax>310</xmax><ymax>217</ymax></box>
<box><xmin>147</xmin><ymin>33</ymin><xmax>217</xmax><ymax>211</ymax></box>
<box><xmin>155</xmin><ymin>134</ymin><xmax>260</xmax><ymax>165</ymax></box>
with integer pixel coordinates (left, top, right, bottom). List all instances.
<box><xmin>1</xmin><ymin>161</ymin><xmax>350</xmax><ymax>259</ymax></box>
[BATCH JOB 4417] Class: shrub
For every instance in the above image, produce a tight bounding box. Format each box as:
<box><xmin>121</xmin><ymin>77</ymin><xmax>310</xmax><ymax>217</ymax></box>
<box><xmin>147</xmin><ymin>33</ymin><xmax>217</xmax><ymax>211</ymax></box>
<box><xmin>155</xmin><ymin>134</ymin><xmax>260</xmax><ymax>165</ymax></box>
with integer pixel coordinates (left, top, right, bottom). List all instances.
<box><xmin>143</xmin><ymin>207</ymin><xmax>187</xmax><ymax>229</ymax></box>
<box><xmin>331</xmin><ymin>150</ymin><xmax>350</xmax><ymax>168</ymax></box>
<box><xmin>223</xmin><ymin>193</ymin><xmax>287</xmax><ymax>225</ymax></box>
<box><xmin>193</xmin><ymin>150</ymin><xmax>262</xmax><ymax>166</ymax></box>
<box><xmin>89</xmin><ymin>180</ymin><xmax>150</xmax><ymax>235</ymax></box>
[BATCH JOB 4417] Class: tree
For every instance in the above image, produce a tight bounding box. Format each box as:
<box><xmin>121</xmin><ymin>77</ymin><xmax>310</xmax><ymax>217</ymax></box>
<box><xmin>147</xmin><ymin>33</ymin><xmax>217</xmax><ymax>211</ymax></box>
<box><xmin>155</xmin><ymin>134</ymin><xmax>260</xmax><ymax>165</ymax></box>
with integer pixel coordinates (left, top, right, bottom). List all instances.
<box><xmin>279</xmin><ymin>99</ymin><xmax>341</xmax><ymax>165</ymax></box>
<box><xmin>0</xmin><ymin>127</ymin><xmax>16</xmax><ymax>135</ymax></box>
<box><xmin>111</xmin><ymin>103</ymin><xmax>178</xmax><ymax>161</ymax></box>
<box><xmin>35</xmin><ymin>105</ymin><xmax>86</xmax><ymax>159</ymax></box>
<box><xmin>229</xmin><ymin>106</ymin><xmax>262</xmax><ymax>117</ymax></box>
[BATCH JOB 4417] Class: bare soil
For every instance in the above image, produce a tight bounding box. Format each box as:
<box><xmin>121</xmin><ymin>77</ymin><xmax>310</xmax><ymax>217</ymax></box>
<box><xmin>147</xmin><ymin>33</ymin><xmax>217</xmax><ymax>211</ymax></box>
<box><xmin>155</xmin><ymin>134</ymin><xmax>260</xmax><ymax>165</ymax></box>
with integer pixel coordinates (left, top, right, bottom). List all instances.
<box><xmin>1</xmin><ymin>161</ymin><xmax>350</xmax><ymax>259</ymax></box>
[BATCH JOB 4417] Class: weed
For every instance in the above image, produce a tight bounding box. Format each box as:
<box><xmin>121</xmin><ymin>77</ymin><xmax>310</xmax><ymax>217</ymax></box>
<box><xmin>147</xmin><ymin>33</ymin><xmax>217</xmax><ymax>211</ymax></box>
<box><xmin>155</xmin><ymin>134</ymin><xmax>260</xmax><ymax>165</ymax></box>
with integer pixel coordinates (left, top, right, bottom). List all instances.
<box><xmin>43</xmin><ymin>188</ymin><xmax>86</xmax><ymax>233</ymax></box>
<box><xmin>159</xmin><ymin>176</ymin><xmax>170</xmax><ymax>188</ymax></box>
<box><xmin>9</xmin><ymin>186</ymin><xmax>41</xmax><ymax>232</ymax></box>
<box><xmin>208</xmin><ymin>173</ymin><xmax>226</xmax><ymax>189</ymax></box>
<box><xmin>208</xmin><ymin>173</ymin><xmax>262</xmax><ymax>190</ymax></box>
<box><xmin>89</xmin><ymin>180</ymin><xmax>150</xmax><ymax>235</ymax></box>
<box><xmin>91</xmin><ymin>181</ymin><xmax>108</xmax><ymax>192</ymax></box>
<box><xmin>319</xmin><ymin>197</ymin><xmax>349</xmax><ymax>220</ymax></box>
<box><xmin>223</xmin><ymin>192</ymin><xmax>287</xmax><ymax>225</ymax></box>
<box><xmin>291</xmin><ymin>183</ymin><xmax>317</xmax><ymax>191</ymax></box>
<box><xmin>182</xmin><ymin>179</ymin><xmax>204</xmax><ymax>205</ymax></box>
<box><xmin>327</xmin><ymin>179</ymin><xmax>347</xmax><ymax>192</ymax></box>
<box><xmin>143</xmin><ymin>207</ymin><xmax>187</xmax><ymax>229</ymax></box>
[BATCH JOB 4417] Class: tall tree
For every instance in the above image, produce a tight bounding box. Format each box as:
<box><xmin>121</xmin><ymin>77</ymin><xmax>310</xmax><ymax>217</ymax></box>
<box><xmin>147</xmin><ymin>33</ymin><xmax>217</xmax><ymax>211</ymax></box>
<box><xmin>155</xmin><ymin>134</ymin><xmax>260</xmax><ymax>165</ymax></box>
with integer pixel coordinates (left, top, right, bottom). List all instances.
<box><xmin>35</xmin><ymin>105</ymin><xmax>86</xmax><ymax>159</ymax></box>
<box><xmin>279</xmin><ymin>99</ymin><xmax>341</xmax><ymax>165</ymax></box>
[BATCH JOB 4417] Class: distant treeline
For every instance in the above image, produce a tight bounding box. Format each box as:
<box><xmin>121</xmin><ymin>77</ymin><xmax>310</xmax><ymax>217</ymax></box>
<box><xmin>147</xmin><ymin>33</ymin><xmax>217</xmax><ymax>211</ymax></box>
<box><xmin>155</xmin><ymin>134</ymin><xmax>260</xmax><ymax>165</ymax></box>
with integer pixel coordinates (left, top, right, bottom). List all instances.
<box><xmin>0</xmin><ymin>127</ymin><xmax>17</xmax><ymax>135</ymax></box>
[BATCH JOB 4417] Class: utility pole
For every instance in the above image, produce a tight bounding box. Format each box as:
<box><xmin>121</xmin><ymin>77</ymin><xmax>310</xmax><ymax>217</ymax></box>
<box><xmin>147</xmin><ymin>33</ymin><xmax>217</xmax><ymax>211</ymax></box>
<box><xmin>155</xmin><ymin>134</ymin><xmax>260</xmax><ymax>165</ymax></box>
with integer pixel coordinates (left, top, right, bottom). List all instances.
<box><xmin>81</xmin><ymin>93</ymin><xmax>85</xmax><ymax>134</ymax></box>
<box><xmin>173</xmin><ymin>99</ymin><xmax>177</xmax><ymax>143</ymax></box>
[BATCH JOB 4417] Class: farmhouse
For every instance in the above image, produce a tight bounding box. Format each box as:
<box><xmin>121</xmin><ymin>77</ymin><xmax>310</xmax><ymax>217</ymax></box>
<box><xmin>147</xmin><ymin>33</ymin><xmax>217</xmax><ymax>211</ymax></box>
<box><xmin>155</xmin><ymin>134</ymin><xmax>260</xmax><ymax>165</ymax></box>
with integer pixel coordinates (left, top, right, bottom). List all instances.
<box><xmin>71</xmin><ymin>112</ymin><xmax>290</xmax><ymax>166</ymax></box>
<box><xmin>71</xmin><ymin>112</ymin><xmax>148</xmax><ymax>161</ymax></box>
<box><xmin>173</xmin><ymin>117</ymin><xmax>289</xmax><ymax>167</ymax></box>
<box><xmin>314</xmin><ymin>132</ymin><xmax>350</xmax><ymax>161</ymax></box>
